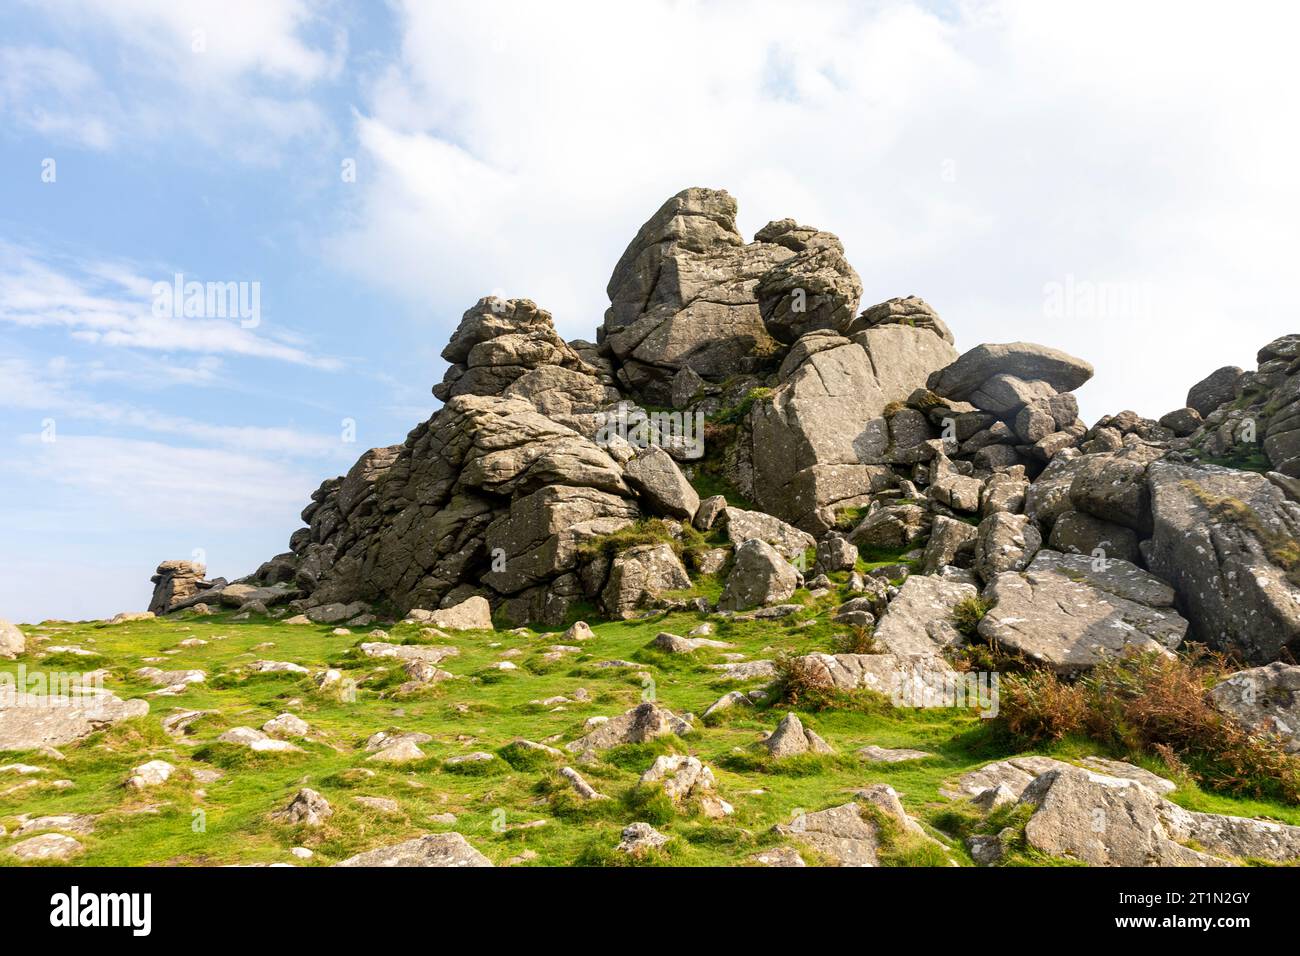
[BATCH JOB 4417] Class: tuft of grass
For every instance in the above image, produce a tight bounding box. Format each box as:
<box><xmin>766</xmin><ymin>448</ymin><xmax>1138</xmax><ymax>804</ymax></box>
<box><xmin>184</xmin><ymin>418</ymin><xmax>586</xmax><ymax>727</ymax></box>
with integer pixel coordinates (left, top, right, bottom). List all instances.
<box><xmin>951</xmin><ymin>596</ymin><xmax>992</xmax><ymax>636</ymax></box>
<box><xmin>833</xmin><ymin>624</ymin><xmax>879</xmax><ymax>655</ymax></box>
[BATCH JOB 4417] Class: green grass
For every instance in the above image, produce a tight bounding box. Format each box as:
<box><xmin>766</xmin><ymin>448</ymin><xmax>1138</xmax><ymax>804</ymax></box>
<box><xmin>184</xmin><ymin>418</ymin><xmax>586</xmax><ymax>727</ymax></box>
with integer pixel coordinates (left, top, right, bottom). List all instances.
<box><xmin>3</xmin><ymin>605</ymin><xmax>1298</xmax><ymax>867</ymax></box>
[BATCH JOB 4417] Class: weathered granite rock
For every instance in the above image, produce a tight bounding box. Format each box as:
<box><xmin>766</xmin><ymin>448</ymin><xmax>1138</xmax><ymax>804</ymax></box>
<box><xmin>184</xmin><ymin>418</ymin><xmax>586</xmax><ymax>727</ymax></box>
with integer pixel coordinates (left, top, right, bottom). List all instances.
<box><xmin>601</xmin><ymin>188</ymin><xmax>789</xmax><ymax>402</ymax></box>
<box><xmin>1186</xmin><ymin>365</ymin><xmax>1243</xmax><ymax>416</ymax></box>
<box><xmin>718</xmin><ymin>539</ymin><xmax>800</xmax><ymax>611</ymax></box>
<box><xmin>0</xmin><ymin>620</ymin><xmax>25</xmax><ymax>660</ymax></box>
<box><xmin>273</xmin><ymin>788</ymin><xmax>334</xmax><ymax>827</ymax></box>
<box><xmin>920</xmin><ymin>515</ymin><xmax>978</xmax><ymax>574</ymax></box>
<box><xmin>751</xmin><ymin>326</ymin><xmax>955</xmax><ymax>529</ymax></box>
<box><xmin>600</xmin><ymin>543</ymin><xmax>691</xmax><ymax>619</ymax></box>
<box><xmin>773</xmin><ymin>802</ymin><xmax>882</xmax><ymax>866</ymax></box>
<box><xmin>755</xmin><ymin>229</ymin><xmax>862</xmax><ymax>344</ymax></box>
<box><xmin>1047</xmin><ymin>511</ymin><xmax>1140</xmax><ymax>564</ymax></box>
<box><xmin>622</xmin><ymin>445</ymin><xmax>700</xmax><ymax>520</ymax></box>
<box><xmin>148</xmin><ymin>560</ymin><xmax>207</xmax><ymax>614</ymax></box>
<box><xmin>335</xmin><ymin>833</ymin><xmax>492</xmax><ymax>867</ymax></box>
<box><xmin>979</xmin><ymin>565</ymin><xmax>1187</xmax><ymax>673</ymax></box>
<box><xmin>565</xmin><ymin>702</ymin><xmax>692</xmax><ymax>755</ymax></box>
<box><xmin>0</xmin><ymin>690</ymin><xmax>149</xmax><ymax>751</ymax></box>
<box><xmin>1143</xmin><ymin>460</ymin><xmax>1300</xmax><ymax>661</ymax></box>
<box><xmin>638</xmin><ymin>754</ymin><xmax>732</xmax><ymax>817</ymax></box>
<box><xmin>871</xmin><ymin>574</ymin><xmax>978</xmax><ymax>657</ymax></box>
<box><xmin>1210</xmin><ymin>662</ymin><xmax>1300</xmax><ymax>751</ymax></box>
<box><xmin>718</xmin><ymin>507</ymin><xmax>815</xmax><ymax>562</ymax></box>
<box><xmin>973</xmin><ymin>512</ymin><xmax>1041</xmax><ymax>584</ymax></box>
<box><xmin>616</xmin><ymin>821</ymin><xmax>670</xmax><ymax>856</ymax></box>
<box><xmin>764</xmin><ymin>712</ymin><xmax>834</xmax><ymax>758</ymax></box>
<box><xmin>927</xmin><ymin>342</ymin><xmax>1094</xmax><ymax>401</ymax></box>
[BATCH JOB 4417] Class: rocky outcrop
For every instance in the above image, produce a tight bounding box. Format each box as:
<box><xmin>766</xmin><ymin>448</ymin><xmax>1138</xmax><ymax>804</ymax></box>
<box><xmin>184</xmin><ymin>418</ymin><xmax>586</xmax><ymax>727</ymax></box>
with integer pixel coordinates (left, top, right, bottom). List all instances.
<box><xmin>1143</xmin><ymin>460</ymin><xmax>1300</xmax><ymax>661</ymax></box>
<box><xmin>979</xmin><ymin>551</ymin><xmax>1187</xmax><ymax>673</ymax></box>
<box><xmin>148</xmin><ymin>560</ymin><xmax>208</xmax><ymax>614</ymax></box>
<box><xmin>600</xmin><ymin>188</ymin><xmax>791</xmax><ymax>403</ymax></box>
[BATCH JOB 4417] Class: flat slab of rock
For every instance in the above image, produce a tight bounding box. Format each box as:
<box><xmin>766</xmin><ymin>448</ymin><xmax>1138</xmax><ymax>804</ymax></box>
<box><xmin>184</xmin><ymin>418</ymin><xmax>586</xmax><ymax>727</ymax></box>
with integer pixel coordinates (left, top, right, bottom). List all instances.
<box><xmin>872</xmin><ymin>575</ymin><xmax>977</xmax><ymax>657</ymax></box>
<box><xmin>335</xmin><ymin>833</ymin><xmax>492</xmax><ymax>867</ymax></box>
<box><xmin>1026</xmin><ymin>549</ymin><xmax>1175</xmax><ymax>607</ymax></box>
<box><xmin>8</xmin><ymin>833</ymin><xmax>84</xmax><ymax>862</ymax></box>
<box><xmin>0</xmin><ymin>690</ymin><xmax>149</xmax><ymax>751</ymax></box>
<box><xmin>707</xmin><ymin>660</ymin><xmax>777</xmax><ymax>682</ymax></box>
<box><xmin>857</xmin><ymin>745</ymin><xmax>932</xmax><ymax>763</ymax></box>
<box><xmin>978</xmin><ymin>566</ymin><xmax>1187</xmax><ymax>673</ymax></box>
<box><xmin>359</xmin><ymin>642</ymin><xmax>458</xmax><ymax>664</ymax></box>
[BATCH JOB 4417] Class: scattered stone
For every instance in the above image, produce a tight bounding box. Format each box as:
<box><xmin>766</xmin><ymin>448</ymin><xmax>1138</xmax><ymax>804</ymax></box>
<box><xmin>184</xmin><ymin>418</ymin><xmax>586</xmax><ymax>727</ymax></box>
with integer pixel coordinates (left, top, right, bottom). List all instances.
<box><xmin>217</xmin><ymin>727</ymin><xmax>304</xmax><ymax>753</ymax></box>
<box><xmin>565</xmin><ymin>702</ymin><xmax>691</xmax><ymax>755</ymax></box>
<box><xmin>262</xmin><ymin>713</ymin><xmax>310</xmax><ymax>739</ymax></box>
<box><xmin>764</xmin><ymin>712</ymin><xmax>834</xmax><ymax>758</ymax></box>
<box><xmin>335</xmin><ymin>833</ymin><xmax>492</xmax><ymax>867</ymax></box>
<box><xmin>273</xmin><ymin>788</ymin><xmax>334</xmax><ymax>827</ymax></box>
<box><xmin>560</xmin><ymin>766</ymin><xmax>606</xmax><ymax>800</ymax></box>
<box><xmin>125</xmin><ymin>759</ymin><xmax>175</xmax><ymax>790</ymax></box>
<box><xmin>616</xmin><ymin>822</ymin><xmax>670</xmax><ymax>856</ymax></box>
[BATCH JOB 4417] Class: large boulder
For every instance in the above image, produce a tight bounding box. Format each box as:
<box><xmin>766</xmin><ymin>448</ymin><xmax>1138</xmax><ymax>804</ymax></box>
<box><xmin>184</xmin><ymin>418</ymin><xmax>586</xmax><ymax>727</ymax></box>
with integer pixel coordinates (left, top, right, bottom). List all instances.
<box><xmin>1017</xmin><ymin>766</ymin><xmax>1300</xmax><ymax>866</ymax></box>
<box><xmin>1185</xmin><ymin>365</ymin><xmax>1243</xmax><ymax>416</ymax></box>
<box><xmin>600</xmin><ymin>187</ymin><xmax>791</xmax><ymax>403</ymax></box>
<box><xmin>718</xmin><ymin>539</ymin><xmax>801</xmax><ymax>611</ymax></box>
<box><xmin>622</xmin><ymin>445</ymin><xmax>700</xmax><ymax>520</ymax></box>
<box><xmin>871</xmin><ymin>574</ymin><xmax>978</xmax><ymax>657</ymax></box>
<box><xmin>750</xmin><ymin>326</ymin><xmax>956</xmax><ymax>529</ymax></box>
<box><xmin>927</xmin><ymin>342</ymin><xmax>1094</xmax><ymax>401</ymax></box>
<box><xmin>973</xmin><ymin>512</ymin><xmax>1041</xmax><ymax>584</ymax></box>
<box><xmin>1018</xmin><ymin>767</ymin><xmax>1222</xmax><ymax>866</ymax></box>
<box><xmin>978</xmin><ymin>559</ymin><xmax>1187</xmax><ymax>673</ymax></box>
<box><xmin>600</xmin><ymin>543</ymin><xmax>691</xmax><ymax>619</ymax></box>
<box><xmin>1143</xmin><ymin>461</ymin><xmax>1300</xmax><ymax>662</ymax></box>
<box><xmin>718</xmin><ymin>507</ymin><xmax>815</xmax><ymax>562</ymax></box>
<box><xmin>754</xmin><ymin>227</ymin><xmax>862</xmax><ymax>344</ymax></box>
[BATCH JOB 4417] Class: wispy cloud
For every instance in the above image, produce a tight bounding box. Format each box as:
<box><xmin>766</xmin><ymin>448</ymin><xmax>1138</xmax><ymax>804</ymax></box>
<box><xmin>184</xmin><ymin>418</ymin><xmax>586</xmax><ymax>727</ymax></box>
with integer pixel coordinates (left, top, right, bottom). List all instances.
<box><xmin>0</xmin><ymin>356</ymin><xmax>349</xmax><ymax>458</ymax></box>
<box><xmin>0</xmin><ymin>243</ymin><xmax>340</xmax><ymax>369</ymax></box>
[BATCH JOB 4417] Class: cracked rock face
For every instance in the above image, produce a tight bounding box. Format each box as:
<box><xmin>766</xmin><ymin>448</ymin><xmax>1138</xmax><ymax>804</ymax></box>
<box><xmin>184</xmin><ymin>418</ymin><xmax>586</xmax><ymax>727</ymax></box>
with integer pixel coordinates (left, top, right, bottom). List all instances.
<box><xmin>600</xmin><ymin>187</ymin><xmax>793</xmax><ymax>404</ymax></box>
<box><xmin>1142</xmin><ymin>460</ymin><xmax>1300</xmax><ymax>662</ymax></box>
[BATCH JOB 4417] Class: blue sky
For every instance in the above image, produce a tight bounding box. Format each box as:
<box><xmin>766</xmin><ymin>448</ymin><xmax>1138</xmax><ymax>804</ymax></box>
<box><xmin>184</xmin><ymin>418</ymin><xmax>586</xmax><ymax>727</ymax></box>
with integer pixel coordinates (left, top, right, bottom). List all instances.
<box><xmin>2</xmin><ymin>1</ymin><xmax>1298</xmax><ymax>622</ymax></box>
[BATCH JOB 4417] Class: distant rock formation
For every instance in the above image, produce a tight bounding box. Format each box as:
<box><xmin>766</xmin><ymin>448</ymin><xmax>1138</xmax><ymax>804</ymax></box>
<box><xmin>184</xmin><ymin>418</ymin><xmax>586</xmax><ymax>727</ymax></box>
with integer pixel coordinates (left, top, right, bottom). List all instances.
<box><xmin>147</xmin><ymin>186</ymin><xmax>1300</xmax><ymax>665</ymax></box>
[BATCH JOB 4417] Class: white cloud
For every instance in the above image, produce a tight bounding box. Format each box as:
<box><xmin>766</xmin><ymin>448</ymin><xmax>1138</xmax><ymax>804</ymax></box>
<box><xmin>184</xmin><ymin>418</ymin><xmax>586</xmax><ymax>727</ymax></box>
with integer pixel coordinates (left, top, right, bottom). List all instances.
<box><xmin>0</xmin><ymin>46</ymin><xmax>118</xmax><ymax>148</ymax></box>
<box><xmin>6</xmin><ymin>433</ymin><xmax>318</xmax><ymax>527</ymax></box>
<box><xmin>330</xmin><ymin>0</ymin><xmax>1300</xmax><ymax>422</ymax></box>
<box><xmin>0</xmin><ymin>356</ymin><xmax>350</xmax><ymax>458</ymax></box>
<box><xmin>2</xmin><ymin>0</ymin><xmax>344</xmax><ymax>162</ymax></box>
<box><xmin>0</xmin><ymin>243</ymin><xmax>340</xmax><ymax>369</ymax></box>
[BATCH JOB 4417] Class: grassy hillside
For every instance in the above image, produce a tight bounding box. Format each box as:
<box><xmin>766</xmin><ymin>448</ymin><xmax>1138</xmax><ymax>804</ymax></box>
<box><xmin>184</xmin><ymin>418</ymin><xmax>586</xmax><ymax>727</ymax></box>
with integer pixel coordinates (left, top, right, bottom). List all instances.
<box><xmin>4</xmin><ymin>594</ymin><xmax>1298</xmax><ymax>867</ymax></box>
